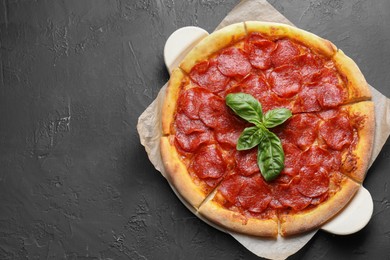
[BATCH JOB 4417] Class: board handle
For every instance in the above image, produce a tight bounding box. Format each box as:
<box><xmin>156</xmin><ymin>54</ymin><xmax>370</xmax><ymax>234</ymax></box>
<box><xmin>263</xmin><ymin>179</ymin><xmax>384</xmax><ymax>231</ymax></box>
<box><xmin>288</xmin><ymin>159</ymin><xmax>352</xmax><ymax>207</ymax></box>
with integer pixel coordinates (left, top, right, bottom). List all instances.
<box><xmin>164</xmin><ymin>26</ymin><xmax>209</xmax><ymax>74</ymax></box>
<box><xmin>321</xmin><ymin>186</ymin><xmax>373</xmax><ymax>235</ymax></box>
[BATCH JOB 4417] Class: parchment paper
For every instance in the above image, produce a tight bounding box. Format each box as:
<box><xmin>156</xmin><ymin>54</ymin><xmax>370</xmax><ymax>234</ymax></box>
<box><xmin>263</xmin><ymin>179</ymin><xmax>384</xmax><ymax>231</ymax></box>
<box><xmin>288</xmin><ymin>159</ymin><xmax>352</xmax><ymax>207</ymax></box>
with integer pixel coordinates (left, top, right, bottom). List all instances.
<box><xmin>137</xmin><ymin>0</ymin><xmax>390</xmax><ymax>259</ymax></box>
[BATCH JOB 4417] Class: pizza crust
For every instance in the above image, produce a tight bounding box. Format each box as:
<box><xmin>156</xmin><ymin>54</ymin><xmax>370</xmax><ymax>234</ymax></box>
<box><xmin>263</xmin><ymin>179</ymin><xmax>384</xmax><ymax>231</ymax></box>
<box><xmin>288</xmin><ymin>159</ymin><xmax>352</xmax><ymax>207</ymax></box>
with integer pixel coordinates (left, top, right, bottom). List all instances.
<box><xmin>244</xmin><ymin>21</ymin><xmax>337</xmax><ymax>58</ymax></box>
<box><xmin>160</xmin><ymin>137</ymin><xmax>207</xmax><ymax>208</ymax></box>
<box><xmin>341</xmin><ymin>101</ymin><xmax>375</xmax><ymax>183</ymax></box>
<box><xmin>333</xmin><ymin>49</ymin><xmax>372</xmax><ymax>102</ymax></box>
<box><xmin>198</xmin><ymin>192</ymin><xmax>279</xmax><ymax>237</ymax></box>
<box><xmin>279</xmin><ymin>176</ymin><xmax>360</xmax><ymax>236</ymax></box>
<box><xmin>161</xmin><ymin>68</ymin><xmax>186</xmax><ymax>135</ymax></box>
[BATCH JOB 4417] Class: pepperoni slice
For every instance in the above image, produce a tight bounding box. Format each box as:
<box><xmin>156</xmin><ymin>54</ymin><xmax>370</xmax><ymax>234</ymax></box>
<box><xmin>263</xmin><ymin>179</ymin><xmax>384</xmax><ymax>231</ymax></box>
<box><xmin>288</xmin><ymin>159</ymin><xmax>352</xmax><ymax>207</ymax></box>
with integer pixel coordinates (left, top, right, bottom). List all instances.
<box><xmin>271</xmin><ymin>39</ymin><xmax>301</xmax><ymax>67</ymax></box>
<box><xmin>175</xmin><ymin>130</ymin><xmax>212</xmax><ymax>152</ymax></box>
<box><xmin>310</xmin><ymin>192</ymin><xmax>328</xmax><ymax>205</ymax></box>
<box><xmin>292</xmin><ymin>86</ymin><xmax>322</xmax><ymax>113</ymax></box>
<box><xmin>276</xmin><ymin>114</ymin><xmax>320</xmax><ymax>150</ymax></box>
<box><xmin>237</xmin><ymin>174</ymin><xmax>272</xmax><ymax>213</ymax></box>
<box><xmin>319</xmin><ymin>113</ymin><xmax>354</xmax><ymax>150</ymax></box>
<box><xmin>300</xmin><ymin>146</ymin><xmax>340</xmax><ymax>171</ymax></box>
<box><xmin>297</xmin><ymin>166</ymin><xmax>329</xmax><ymax>198</ymax></box>
<box><xmin>220</xmin><ymin>78</ymin><xmax>240</xmax><ymax>98</ymax></box>
<box><xmin>215</xmin><ymin>123</ymin><xmax>245</xmax><ymax>148</ymax></box>
<box><xmin>190</xmin><ymin>145</ymin><xmax>226</xmax><ymax>179</ymax></box>
<box><xmin>269</xmin><ymin>198</ymin><xmax>284</xmax><ymax>209</ymax></box>
<box><xmin>281</xmin><ymin>143</ymin><xmax>302</xmax><ymax>176</ymax></box>
<box><xmin>247</xmin><ymin>196</ymin><xmax>273</xmax><ymax>213</ymax></box>
<box><xmin>257</xmin><ymin>90</ymin><xmax>292</xmax><ymax>113</ymax></box>
<box><xmin>175</xmin><ymin>112</ymin><xmax>208</xmax><ymax>134</ymax></box>
<box><xmin>273</xmin><ymin>183</ymin><xmax>312</xmax><ymax>211</ymax></box>
<box><xmin>272</xmin><ymin>173</ymin><xmax>293</xmax><ymax>186</ymax></box>
<box><xmin>218</xmin><ymin>174</ymin><xmax>272</xmax><ymax>213</ymax></box>
<box><xmin>269</xmin><ymin>65</ymin><xmax>302</xmax><ymax>98</ymax></box>
<box><xmin>317</xmin><ymin>109</ymin><xmax>339</xmax><ymax>120</ymax></box>
<box><xmin>245</xmin><ymin>34</ymin><xmax>276</xmax><ymax>69</ymax></box>
<box><xmin>238</xmin><ymin>74</ymin><xmax>269</xmax><ymax>100</ymax></box>
<box><xmin>217</xmin><ymin>47</ymin><xmax>252</xmax><ymax>77</ymax></box>
<box><xmin>317</xmin><ymin>83</ymin><xmax>345</xmax><ymax>108</ymax></box>
<box><xmin>177</xmin><ymin>88</ymin><xmax>215</xmax><ymax>119</ymax></box>
<box><xmin>245</xmin><ymin>32</ymin><xmax>272</xmax><ymax>46</ymax></box>
<box><xmin>235</xmin><ymin>149</ymin><xmax>259</xmax><ymax>176</ymax></box>
<box><xmin>292</xmin><ymin>53</ymin><xmax>324</xmax><ymax>81</ymax></box>
<box><xmin>293</xmin><ymin>82</ymin><xmax>345</xmax><ymax>112</ymax></box>
<box><xmin>198</xmin><ymin>95</ymin><xmax>228</xmax><ymax>128</ymax></box>
<box><xmin>190</xmin><ymin>60</ymin><xmax>229</xmax><ymax>93</ymax></box>
<box><xmin>311</xmin><ymin>68</ymin><xmax>340</xmax><ymax>86</ymax></box>
<box><xmin>218</xmin><ymin>174</ymin><xmax>246</xmax><ymax>204</ymax></box>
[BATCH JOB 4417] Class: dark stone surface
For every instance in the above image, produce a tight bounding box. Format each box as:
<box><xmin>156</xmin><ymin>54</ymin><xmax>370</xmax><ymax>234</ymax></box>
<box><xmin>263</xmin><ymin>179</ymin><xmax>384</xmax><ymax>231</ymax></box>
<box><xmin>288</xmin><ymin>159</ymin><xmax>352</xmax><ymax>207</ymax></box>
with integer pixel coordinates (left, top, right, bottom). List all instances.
<box><xmin>0</xmin><ymin>0</ymin><xmax>389</xmax><ymax>259</ymax></box>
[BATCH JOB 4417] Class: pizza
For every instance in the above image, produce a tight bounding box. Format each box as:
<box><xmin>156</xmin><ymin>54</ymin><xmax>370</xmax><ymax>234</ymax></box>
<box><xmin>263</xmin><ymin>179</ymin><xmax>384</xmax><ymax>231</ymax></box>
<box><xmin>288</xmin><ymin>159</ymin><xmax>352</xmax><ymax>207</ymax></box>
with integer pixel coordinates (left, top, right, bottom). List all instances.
<box><xmin>160</xmin><ymin>21</ymin><xmax>374</xmax><ymax>237</ymax></box>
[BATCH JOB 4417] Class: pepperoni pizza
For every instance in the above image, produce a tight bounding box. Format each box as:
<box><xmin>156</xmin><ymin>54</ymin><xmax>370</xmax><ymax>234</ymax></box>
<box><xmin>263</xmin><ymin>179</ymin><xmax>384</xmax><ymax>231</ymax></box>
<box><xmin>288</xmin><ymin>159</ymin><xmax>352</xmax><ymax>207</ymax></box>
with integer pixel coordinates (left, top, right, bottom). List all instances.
<box><xmin>160</xmin><ymin>22</ymin><xmax>374</xmax><ymax>237</ymax></box>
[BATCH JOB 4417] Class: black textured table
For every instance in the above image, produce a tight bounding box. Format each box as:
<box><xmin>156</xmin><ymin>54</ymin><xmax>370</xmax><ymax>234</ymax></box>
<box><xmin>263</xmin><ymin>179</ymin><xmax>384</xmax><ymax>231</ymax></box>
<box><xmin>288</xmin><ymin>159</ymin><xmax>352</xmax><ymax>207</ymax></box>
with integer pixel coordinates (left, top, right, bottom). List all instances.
<box><xmin>1</xmin><ymin>1</ymin><xmax>389</xmax><ymax>259</ymax></box>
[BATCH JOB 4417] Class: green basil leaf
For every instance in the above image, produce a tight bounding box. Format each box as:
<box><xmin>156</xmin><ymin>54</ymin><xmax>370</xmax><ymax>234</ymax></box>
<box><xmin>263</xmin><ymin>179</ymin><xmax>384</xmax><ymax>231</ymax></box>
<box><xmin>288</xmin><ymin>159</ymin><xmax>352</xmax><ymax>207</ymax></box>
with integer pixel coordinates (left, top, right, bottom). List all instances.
<box><xmin>263</xmin><ymin>108</ymin><xmax>292</xmax><ymax>128</ymax></box>
<box><xmin>225</xmin><ymin>93</ymin><xmax>290</xmax><ymax>182</ymax></box>
<box><xmin>257</xmin><ymin>129</ymin><xmax>285</xmax><ymax>181</ymax></box>
<box><xmin>225</xmin><ymin>93</ymin><xmax>263</xmax><ymax>126</ymax></box>
<box><xmin>237</xmin><ymin>126</ymin><xmax>264</xmax><ymax>151</ymax></box>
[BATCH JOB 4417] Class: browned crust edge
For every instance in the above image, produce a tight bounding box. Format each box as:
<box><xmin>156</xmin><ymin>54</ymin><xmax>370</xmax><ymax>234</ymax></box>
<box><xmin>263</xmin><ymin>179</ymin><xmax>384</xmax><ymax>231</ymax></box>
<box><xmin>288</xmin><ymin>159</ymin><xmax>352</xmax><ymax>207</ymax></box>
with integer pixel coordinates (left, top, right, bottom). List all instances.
<box><xmin>341</xmin><ymin>101</ymin><xmax>375</xmax><ymax>183</ymax></box>
<box><xmin>198</xmin><ymin>194</ymin><xmax>279</xmax><ymax>238</ymax></box>
<box><xmin>280</xmin><ymin>177</ymin><xmax>360</xmax><ymax>236</ymax></box>
<box><xmin>333</xmin><ymin>49</ymin><xmax>372</xmax><ymax>101</ymax></box>
<box><xmin>244</xmin><ymin>21</ymin><xmax>337</xmax><ymax>58</ymax></box>
<box><xmin>160</xmin><ymin>137</ymin><xmax>206</xmax><ymax>208</ymax></box>
<box><xmin>161</xmin><ymin>68</ymin><xmax>185</xmax><ymax>135</ymax></box>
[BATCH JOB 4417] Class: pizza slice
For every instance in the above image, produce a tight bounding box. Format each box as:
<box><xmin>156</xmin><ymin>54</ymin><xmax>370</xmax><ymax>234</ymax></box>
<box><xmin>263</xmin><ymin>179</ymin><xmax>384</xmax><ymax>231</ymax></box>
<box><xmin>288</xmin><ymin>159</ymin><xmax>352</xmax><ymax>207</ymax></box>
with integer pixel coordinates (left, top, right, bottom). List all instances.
<box><xmin>161</xmin><ymin>69</ymin><xmax>245</xmax><ymax>208</ymax></box>
<box><xmin>161</xmin><ymin>137</ymin><xmax>228</xmax><ymax>208</ymax></box>
<box><xmin>317</xmin><ymin>101</ymin><xmax>375</xmax><ymax>183</ymax></box>
<box><xmin>198</xmin><ymin>171</ymin><xmax>279</xmax><ymax>237</ymax></box>
<box><xmin>275</xmin><ymin>101</ymin><xmax>374</xmax><ymax>235</ymax></box>
<box><xmin>278</xmin><ymin>170</ymin><xmax>360</xmax><ymax>236</ymax></box>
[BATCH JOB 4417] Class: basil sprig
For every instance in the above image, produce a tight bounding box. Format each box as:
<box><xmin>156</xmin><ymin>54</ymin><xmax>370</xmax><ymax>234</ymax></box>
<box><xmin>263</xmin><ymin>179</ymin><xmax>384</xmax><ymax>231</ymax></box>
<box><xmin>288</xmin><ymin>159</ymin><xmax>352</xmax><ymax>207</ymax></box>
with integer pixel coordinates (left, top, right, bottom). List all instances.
<box><xmin>226</xmin><ymin>93</ymin><xmax>292</xmax><ymax>181</ymax></box>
